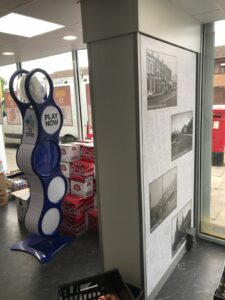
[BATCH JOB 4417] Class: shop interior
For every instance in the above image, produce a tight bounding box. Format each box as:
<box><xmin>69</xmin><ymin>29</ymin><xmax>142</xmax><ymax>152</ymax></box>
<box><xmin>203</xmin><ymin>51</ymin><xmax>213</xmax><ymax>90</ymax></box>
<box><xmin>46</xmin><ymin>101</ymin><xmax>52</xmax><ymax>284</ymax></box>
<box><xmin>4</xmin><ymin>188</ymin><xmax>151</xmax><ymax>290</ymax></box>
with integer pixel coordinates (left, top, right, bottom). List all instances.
<box><xmin>2</xmin><ymin>1</ymin><xmax>225</xmax><ymax>300</ymax></box>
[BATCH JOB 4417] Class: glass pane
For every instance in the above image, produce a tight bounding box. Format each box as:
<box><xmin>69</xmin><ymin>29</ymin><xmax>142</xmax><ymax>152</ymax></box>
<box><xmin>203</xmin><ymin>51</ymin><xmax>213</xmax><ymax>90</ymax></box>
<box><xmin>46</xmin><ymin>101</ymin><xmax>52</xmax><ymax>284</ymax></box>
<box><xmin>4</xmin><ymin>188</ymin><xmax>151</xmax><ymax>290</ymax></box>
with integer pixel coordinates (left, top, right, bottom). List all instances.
<box><xmin>77</xmin><ymin>49</ymin><xmax>93</xmax><ymax>140</ymax></box>
<box><xmin>201</xmin><ymin>21</ymin><xmax>225</xmax><ymax>239</ymax></box>
<box><xmin>22</xmin><ymin>52</ymin><xmax>79</xmax><ymax>142</ymax></box>
<box><xmin>0</xmin><ymin>64</ymin><xmax>19</xmax><ymax>171</ymax></box>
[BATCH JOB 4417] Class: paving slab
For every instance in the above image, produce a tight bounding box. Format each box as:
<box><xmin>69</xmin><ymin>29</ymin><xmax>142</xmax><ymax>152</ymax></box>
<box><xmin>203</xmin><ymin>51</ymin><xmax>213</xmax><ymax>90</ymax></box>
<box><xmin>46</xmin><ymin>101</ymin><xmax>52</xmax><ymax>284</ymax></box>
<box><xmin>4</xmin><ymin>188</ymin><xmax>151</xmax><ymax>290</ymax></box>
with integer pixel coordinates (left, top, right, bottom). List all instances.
<box><xmin>211</xmin><ymin>166</ymin><xmax>225</xmax><ymax>177</ymax></box>
<box><xmin>211</xmin><ymin>176</ymin><xmax>224</xmax><ymax>188</ymax></box>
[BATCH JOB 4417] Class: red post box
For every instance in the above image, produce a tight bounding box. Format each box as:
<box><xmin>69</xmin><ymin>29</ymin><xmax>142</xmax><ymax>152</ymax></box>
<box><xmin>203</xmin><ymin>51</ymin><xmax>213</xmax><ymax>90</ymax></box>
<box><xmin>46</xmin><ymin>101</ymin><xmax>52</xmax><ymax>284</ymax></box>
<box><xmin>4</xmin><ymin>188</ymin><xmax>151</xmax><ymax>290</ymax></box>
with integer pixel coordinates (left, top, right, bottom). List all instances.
<box><xmin>212</xmin><ymin>105</ymin><xmax>225</xmax><ymax>166</ymax></box>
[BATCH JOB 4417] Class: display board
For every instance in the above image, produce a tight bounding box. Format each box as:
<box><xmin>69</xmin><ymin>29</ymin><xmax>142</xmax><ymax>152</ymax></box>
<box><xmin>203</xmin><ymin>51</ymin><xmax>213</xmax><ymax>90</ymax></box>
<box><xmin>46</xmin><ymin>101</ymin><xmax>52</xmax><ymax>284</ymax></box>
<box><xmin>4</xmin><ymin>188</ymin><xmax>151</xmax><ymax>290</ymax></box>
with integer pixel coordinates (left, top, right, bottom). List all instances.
<box><xmin>139</xmin><ymin>34</ymin><xmax>196</xmax><ymax>296</ymax></box>
<box><xmin>4</xmin><ymin>91</ymin><xmax>21</xmax><ymax>125</ymax></box>
<box><xmin>53</xmin><ymin>85</ymin><xmax>73</xmax><ymax>126</ymax></box>
<box><xmin>0</xmin><ymin>83</ymin><xmax>3</xmax><ymax>125</ymax></box>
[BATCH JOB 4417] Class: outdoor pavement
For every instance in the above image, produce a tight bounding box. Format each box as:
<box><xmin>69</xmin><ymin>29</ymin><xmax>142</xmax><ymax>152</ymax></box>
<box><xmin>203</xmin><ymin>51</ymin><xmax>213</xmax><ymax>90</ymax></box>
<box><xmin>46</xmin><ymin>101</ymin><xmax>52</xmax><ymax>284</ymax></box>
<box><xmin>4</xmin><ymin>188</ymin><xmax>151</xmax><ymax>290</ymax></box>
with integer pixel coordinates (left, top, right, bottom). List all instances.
<box><xmin>211</xmin><ymin>165</ymin><xmax>225</xmax><ymax>225</ymax></box>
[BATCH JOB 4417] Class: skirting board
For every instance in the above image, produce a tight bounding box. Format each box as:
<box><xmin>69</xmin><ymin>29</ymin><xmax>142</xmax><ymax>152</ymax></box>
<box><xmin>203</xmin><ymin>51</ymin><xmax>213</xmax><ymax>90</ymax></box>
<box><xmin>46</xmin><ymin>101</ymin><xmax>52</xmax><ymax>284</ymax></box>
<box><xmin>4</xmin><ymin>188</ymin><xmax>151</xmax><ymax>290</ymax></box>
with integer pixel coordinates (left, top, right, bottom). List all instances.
<box><xmin>147</xmin><ymin>245</ymin><xmax>186</xmax><ymax>300</ymax></box>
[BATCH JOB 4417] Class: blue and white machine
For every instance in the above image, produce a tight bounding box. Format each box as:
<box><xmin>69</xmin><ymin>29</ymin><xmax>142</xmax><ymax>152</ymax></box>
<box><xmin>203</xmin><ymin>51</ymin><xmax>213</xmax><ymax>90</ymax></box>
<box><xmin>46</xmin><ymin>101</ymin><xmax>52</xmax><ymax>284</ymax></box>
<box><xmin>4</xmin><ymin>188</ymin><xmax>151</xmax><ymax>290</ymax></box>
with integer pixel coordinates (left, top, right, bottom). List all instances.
<box><xmin>10</xmin><ymin>69</ymin><xmax>72</xmax><ymax>262</ymax></box>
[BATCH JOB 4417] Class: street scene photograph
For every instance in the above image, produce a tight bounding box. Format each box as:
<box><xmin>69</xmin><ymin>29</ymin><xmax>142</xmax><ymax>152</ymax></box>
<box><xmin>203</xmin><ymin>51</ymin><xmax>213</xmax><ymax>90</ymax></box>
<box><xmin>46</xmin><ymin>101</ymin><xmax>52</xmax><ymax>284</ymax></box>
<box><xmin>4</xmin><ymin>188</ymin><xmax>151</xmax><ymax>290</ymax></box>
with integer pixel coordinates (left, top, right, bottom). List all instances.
<box><xmin>171</xmin><ymin>111</ymin><xmax>193</xmax><ymax>161</ymax></box>
<box><xmin>171</xmin><ymin>200</ymin><xmax>192</xmax><ymax>257</ymax></box>
<box><xmin>149</xmin><ymin>167</ymin><xmax>177</xmax><ymax>232</ymax></box>
<box><xmin>146</xmin><ymin>49</ymin><xmax>177</xmax><ymax>110</ymax></box>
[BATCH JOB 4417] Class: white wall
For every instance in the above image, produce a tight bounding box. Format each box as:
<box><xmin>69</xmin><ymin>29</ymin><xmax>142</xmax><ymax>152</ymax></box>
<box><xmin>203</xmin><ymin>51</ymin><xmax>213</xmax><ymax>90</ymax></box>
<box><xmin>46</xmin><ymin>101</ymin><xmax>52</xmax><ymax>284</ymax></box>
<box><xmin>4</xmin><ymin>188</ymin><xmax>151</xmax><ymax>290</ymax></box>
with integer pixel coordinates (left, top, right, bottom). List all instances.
<box><xmin>88</xmin><ymin>33</ymin><xmax>142</xmax><ymax>286</ymax></box>
<box><xmin>139</xmin><ymin>34</ymin><xmax>196</xmax><ymax>297</ymax></box>
<box><xmin>138</xmin><ymin>0</ymin><xmax>201</xmax><ymax>53</ymax></box>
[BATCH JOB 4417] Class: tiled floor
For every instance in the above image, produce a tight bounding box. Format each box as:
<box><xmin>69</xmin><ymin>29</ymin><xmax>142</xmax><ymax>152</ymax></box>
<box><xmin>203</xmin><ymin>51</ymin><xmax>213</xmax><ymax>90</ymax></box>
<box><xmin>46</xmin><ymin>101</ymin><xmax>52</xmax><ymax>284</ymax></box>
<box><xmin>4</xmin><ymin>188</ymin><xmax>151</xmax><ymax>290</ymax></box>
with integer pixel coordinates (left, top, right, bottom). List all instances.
<box><xmin>2</xmin><ymin>145</ymin><xmax>101</xmax><ymax>300</ymax></box>
<box><xmin>4</xmin><ymin>147</ymin><xmax>225</xmax><ymax>300</ymax></box>
<box><xmin>0</xmin><ymin>198</ymin><xmax>101</xmax><ymax>300</ymax></box>
<box><xmin>156</xmin><ymin>238</ymin><xmax>225</xmax><ymax>299</ymax></box>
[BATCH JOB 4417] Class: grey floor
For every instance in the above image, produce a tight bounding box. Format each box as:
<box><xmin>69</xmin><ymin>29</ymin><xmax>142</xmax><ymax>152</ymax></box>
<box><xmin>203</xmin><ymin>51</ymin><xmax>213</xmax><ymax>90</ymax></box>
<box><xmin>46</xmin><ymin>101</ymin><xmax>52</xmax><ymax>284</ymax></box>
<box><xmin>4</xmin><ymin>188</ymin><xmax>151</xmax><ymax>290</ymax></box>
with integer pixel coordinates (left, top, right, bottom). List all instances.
<box><xmin>0</xmin><ymin>200</ymin><xmax>101</xmax><ymax>300</ymax></box>
<box><xmin>156</xmin><ymin>238</ymin><xmax>225</xmax><ymax>300</ymax></box>
<box><xmin>2</xmin><ymin>199</ymin><xmax>225</xmax><ymax>300</ymax></box>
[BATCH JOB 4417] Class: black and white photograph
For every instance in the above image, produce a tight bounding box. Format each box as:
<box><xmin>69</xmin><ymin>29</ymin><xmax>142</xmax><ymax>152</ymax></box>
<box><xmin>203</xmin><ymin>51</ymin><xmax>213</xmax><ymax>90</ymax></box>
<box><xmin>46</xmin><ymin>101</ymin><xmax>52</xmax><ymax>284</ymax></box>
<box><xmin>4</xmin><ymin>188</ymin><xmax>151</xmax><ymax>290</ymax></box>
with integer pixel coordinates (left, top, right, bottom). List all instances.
<box><xmin>150</xmin><ymin>167</ymin><xmax>177</xmax><ymax>232</ymax></box>
<box><xmin>146</xmin><ymin>49</ymin><xmax>177</xmax><ymax>110</ymax></box>
<box><xmin>171</xmin><ymin>200</ymin><xmax>192</xmax><ymax>257</ymax></box>
<box><xmin>171</xmin><ymin>111</ymin><xmax>193</xmax><ymax>161</ymax></box>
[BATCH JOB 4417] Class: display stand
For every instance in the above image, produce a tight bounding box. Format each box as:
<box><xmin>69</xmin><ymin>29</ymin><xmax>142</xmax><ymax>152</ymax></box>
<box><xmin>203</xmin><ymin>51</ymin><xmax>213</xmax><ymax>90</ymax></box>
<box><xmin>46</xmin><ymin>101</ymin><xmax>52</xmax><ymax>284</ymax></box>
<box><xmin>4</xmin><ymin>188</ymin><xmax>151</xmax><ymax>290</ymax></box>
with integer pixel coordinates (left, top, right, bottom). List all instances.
<box><xmin>9</xmin><ymin>69</ymin><xmax>72</xmax><ymax>262</ymax></box>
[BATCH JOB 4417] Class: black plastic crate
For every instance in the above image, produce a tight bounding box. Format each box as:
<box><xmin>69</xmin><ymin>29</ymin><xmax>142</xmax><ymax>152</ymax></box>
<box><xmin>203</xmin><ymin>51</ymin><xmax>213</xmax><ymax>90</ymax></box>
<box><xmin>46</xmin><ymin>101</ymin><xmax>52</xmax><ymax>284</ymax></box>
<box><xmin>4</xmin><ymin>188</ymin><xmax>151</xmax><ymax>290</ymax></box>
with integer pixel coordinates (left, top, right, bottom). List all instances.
<box><xmin>58</xmin><ymin>269</ymin><xmax>142</xmax><ymax>300</ymax></box>
<box><xmin>214</xmin><ymin>264</ymin><xmax>225</xmax><ymax>299</ymax></box>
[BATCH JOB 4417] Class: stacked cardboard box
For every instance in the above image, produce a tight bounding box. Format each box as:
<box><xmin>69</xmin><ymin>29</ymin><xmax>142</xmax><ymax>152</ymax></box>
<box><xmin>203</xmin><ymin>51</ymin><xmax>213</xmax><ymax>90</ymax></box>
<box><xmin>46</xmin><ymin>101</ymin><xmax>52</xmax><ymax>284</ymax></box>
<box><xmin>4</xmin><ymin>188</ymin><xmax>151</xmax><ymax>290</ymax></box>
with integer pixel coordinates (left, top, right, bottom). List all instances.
<box><xmin>60</xmin><ymin>141</ymin><xmax>97</xmax><ymax>237</ymax></box>
<box><xmin>60</xmin><ymin>143</ymin><xmax>80</xmax><ymax>193</ymax></box>
<box><xmin>12</xmin><ymin>188</ymin><xmax>30</xmax><ymax>222</ymax></box>
<box><xmin>60</xmin><ymin>194</ymin><xmax>86</xmax><ymax>237</ymax></box>
<box><xmin>0</xmin><ymin>172</ymin><xmax>7</xmax><ymax>207</ymax></box>
<box><xmin>87</xmin><ymin>208</ymin><xmax>99</xmax><ymax>232</ymax></box>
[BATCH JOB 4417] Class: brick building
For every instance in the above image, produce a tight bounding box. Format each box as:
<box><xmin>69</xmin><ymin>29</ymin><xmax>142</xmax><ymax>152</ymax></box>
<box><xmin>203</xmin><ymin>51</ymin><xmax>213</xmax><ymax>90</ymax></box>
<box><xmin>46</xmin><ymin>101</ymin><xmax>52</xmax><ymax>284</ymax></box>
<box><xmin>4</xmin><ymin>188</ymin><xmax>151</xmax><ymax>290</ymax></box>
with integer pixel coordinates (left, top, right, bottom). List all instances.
<box><xmin>146</xmin><ymin>50</ymin><xmax>174</xmax><ymax>98</ymax></box>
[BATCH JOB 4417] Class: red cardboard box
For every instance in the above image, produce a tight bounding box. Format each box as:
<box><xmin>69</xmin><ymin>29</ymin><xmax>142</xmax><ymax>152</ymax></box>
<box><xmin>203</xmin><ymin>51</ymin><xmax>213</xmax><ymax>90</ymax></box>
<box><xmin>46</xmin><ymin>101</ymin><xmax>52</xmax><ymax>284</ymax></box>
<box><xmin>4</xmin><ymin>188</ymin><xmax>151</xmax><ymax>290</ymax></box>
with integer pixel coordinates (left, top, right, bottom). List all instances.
<box><xmin>60</xmin><ymin>214</ymin><xmax>86</xmax><ymax>237</ymax></box>
<box><xmin>65</xmin><ymin>178</ymin><xmax>70</xmax><ymax>194</ymax></box>
<box><xmin>60</xmin><ymin>143</ymin><xmax>80</xmax><ymax>162</ymax></box>
<box><xmin>71</xmin><ymin>159</ymin><xmax>94</xmax><ymax>181</ymax></box>
<box><xmin>70</xmin><ymin>177</ymin><xmax>93</xmax><ymax>199</ymax></box>
<box><xmin>61</xmin><ymin>194</ymin><xmax>84</xmax><ymax>217</ymax></box>
<box><xmin>84</xmin><ymin>195</ymin><xmax>95</xmax><ymax>212</ymax></box>
<box><xmin>80</xmin><ymin>143</ymin><xmax>94</xmax><ymax>162</ymax></box>
<box><xmin>93</xmin><ymin>178</ymin><xmax>96</xmax><ymax>193</ymax></box>
<box><xmin>88</xmin><ymin>208</ymin><xmax>99</xmax><ymax>231</ymax></box>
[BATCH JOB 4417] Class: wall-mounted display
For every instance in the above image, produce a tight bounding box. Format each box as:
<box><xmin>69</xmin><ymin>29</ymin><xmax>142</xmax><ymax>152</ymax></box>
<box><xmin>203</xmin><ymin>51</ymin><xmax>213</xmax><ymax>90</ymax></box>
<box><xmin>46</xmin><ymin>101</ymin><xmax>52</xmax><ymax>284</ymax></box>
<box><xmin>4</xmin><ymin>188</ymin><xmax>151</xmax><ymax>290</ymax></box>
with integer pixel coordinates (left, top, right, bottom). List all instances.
<box><xmin>150</xmin><ymin>167</ymin><xmax>177</xmax><ymax>232</ymax></box>
<box><xmin>171</xmin><ymin>111</ymin><xmax>193</xmax><ymax>161</ymax></box>
<box><xmin>171</xmin><ymin>200</ymin><xmax>192</xmax><ymax>257</ymax></box>
<box><xmin>140</xmin><ymin>33</ymin><xmax>196</xmax><ymax>296</ymax></box>
<box><xmin>146</xmin><ymin>50</ymin><xmax>177</xmax><ymax>110</ymax></box>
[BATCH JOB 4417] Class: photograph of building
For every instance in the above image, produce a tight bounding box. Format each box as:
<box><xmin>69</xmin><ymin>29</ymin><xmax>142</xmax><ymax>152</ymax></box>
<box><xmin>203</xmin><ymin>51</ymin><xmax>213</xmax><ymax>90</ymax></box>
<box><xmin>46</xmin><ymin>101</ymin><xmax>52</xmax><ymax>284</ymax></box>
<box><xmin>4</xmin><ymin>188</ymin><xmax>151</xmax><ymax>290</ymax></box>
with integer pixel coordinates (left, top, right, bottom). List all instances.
<box><xmin>146</xmin><ymin>49</ymin><xmax>177</xmax><ymax>110</ymax></box>
<box><xmin>150</xmin><ymin>167</ymin><xmax>177</xmax><ymax>232</ymax></box>
<box><xmin>171</xmin><ymin>111</ymin><xmax>193</xmax><ymax>161</ymax></box>
<box><xmin>171</xmin><ymin>200</ymin><xmax>192</xmax><ymax>257</ymax></box>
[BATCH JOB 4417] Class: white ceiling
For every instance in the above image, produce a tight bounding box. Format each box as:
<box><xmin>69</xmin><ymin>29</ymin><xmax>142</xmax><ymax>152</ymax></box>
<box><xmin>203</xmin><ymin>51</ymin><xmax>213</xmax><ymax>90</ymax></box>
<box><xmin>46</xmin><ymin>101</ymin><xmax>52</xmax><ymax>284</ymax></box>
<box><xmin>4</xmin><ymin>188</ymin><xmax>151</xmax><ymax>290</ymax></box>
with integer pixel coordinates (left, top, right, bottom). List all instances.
<box><xmin>169</xmin><ymin>0</ymin><xmax>225</xmax><ymax>23</ymax></box>
<box><xmin>0</xmin><ymin>0</ymin><xmax>84</xmax><ymax>67</ymax></box>
<box><xmin>2</xmin><ymin>0</ymin><xmax>225</xmax><ymax>67</ymax></box>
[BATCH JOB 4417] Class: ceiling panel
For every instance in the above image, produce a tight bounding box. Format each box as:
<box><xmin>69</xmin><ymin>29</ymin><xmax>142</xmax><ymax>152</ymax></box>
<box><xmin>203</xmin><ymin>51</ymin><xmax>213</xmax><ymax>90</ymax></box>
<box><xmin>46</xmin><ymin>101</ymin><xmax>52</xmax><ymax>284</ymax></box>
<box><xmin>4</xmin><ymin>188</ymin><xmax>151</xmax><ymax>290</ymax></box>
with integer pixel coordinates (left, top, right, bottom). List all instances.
<box><xmin>169</xmin><ymin>0</ymin><xmax>225</xmax><ymax>22</ymax></box>
<box><xmin>0</xmin><ymin>23</ymin><xmax>84</xmax><ymax>66</ymax></box>
<box><xmin>15</xmin><ymin>0</ymin><xmax>81</xmax><ymax>26</ymax></box>
<box><xmin>0</xmin><ymin>0</ymin><xmax>34</xmax><ymax>11</ymax></box>
<box><xmin>170</xmin><ymin>0</ymin><xmax>221</xmax><ymax>15</ymax></box>
<box><xmin>0</xmin><ymin>8</ymin><xmax>10</xmax><ymax>17</ymax></box>
<box><xmin>217</xmin><ymin>0</ymin><xmax>225</xmax><ymax>9</ymax></box>
<box><xmin>0</xmin><ymin>0</ymin><xmax>85</xmax><ymax>67</ymax></box>
<box><xmin>195</xmin><ymin>9</ymin><xmax>225</xmax><ymax>23</ymax></box>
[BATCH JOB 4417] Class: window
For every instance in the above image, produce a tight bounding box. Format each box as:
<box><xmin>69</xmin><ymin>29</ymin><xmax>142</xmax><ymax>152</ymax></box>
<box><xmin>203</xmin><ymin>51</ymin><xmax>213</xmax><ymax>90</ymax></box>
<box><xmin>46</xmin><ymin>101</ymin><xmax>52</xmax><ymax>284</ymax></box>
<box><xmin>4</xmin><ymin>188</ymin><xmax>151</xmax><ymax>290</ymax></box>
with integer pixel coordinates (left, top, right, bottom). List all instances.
<box><xmin>22</xmin><ymin>52</ymin><xmax>79</xmax><ymax>141</ymax></box>
<box><xmin>0</xmin><ymin>63</ymin><xmax>18</xmax><ymax>170</ymax></box>
<box><xmin>77</xmin><ymin>49</ymin><xmax>93</xmax><ymax>140</ymax></box>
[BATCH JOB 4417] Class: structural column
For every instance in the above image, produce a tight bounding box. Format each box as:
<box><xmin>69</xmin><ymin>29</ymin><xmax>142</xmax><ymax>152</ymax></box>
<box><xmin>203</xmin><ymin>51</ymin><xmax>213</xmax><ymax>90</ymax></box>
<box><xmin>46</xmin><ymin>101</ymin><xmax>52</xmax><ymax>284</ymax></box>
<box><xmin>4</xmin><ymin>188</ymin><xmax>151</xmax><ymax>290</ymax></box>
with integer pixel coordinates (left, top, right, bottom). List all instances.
<box><xmin>81</xmin><ymin>0</ymin><xmax>143</xmax><ymax>287</ymax></box>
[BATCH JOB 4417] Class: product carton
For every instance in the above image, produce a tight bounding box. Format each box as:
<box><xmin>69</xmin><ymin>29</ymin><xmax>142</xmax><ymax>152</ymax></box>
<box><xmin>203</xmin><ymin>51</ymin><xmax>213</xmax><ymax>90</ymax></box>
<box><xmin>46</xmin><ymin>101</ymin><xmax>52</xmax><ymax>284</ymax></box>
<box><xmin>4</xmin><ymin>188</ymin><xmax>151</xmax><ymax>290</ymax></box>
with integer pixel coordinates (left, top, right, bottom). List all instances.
<box><xmin>70</xmin><ymin>177</ymin><xmax>93</xmax><ymax>199</ymax></box>
<box><xmin>0</xmin><ymin>173</ymin><xmax>6</xmax><ymax>195</ymax></box>
<box><xmin>88</xmin><ymin>208</ymin><xmax>99</xmax><ymax>231</ymax></box>
<box><xmin>60</xmin><ymin>162</ymin><xmax>73</xmax><ymax>178</ymax></box>
<box><xmin>0</xmin><ymin>193</ymin><xmax>8</xmax><ymax>207</ymax></box>
<box><xmin>61</xmin><ymin>194</ymin><xmax>84</xmax><ymax>218</ymax></box>
<box><xmin>71</xmin><ymin>159</ymin><xmax>94</xmax><ymax>181</ymax></box>
<box><xmin>80</xmin><ymin>143</ymin><xmax>94</xmax><ymax>162</ymax></box>
<box><xmin>60</xmin><ymin>143</ymin><xmax>80</xmax><ymax>162</ymax></box>
<box><xmin>60</xmin><ymin>214</ymin><xmax>86</xmax><ymax>238</ymax></box>
<box><xmin>65</xmin><ymin>178</ymin><xmax>70</xmax><ymax>194</ymax></box>
<box><xmin>12</xmin><ymin>188</ymin><xmax>30</xmax><ymax>221</ymax></box>
<box><xmin>84</xmin><ymin>195</ymin><xmax>95</xmax><ymax>212</ymax></box>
